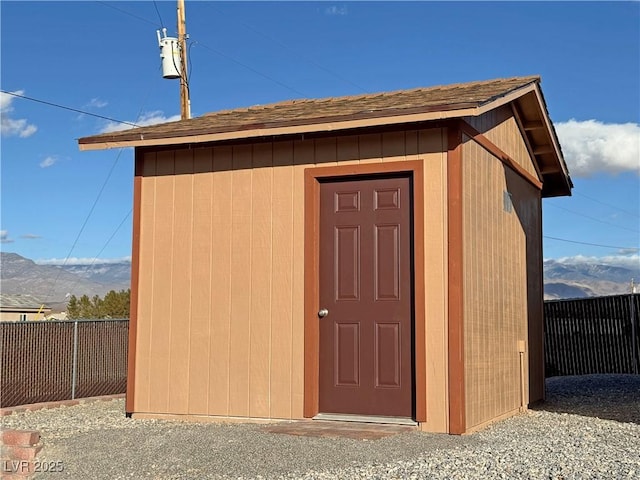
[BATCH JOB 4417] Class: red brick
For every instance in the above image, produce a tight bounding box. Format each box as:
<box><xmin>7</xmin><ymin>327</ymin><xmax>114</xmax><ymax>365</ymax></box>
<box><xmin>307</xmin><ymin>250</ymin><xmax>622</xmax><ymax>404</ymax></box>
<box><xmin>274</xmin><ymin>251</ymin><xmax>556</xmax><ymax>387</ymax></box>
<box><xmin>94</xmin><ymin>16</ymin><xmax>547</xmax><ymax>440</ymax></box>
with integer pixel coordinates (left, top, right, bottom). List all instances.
<box><xmin>0</xmin><ymin>446</ymin><xmax>42</xmax><ymax>461</ymax></box>
<box><xmin>0</xmin><ymin>432</ymin><xmax>40</xmax><ymax>448</ymax></box>
<box><xmin>0</xmin><ymin>407</ymin><xmax>27</xmax><ymax>417</ymax></box>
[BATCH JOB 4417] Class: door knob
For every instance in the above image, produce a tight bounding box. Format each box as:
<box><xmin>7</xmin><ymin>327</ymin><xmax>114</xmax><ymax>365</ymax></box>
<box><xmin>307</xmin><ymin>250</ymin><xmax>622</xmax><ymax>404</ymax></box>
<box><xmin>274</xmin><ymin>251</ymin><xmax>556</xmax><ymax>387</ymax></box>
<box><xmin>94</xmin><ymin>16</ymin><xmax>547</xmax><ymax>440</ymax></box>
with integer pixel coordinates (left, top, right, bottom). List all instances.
<box><xmin>318</xmin><ymin>308</ymin><xmax>329</xmax><ymax>318</ymax></box>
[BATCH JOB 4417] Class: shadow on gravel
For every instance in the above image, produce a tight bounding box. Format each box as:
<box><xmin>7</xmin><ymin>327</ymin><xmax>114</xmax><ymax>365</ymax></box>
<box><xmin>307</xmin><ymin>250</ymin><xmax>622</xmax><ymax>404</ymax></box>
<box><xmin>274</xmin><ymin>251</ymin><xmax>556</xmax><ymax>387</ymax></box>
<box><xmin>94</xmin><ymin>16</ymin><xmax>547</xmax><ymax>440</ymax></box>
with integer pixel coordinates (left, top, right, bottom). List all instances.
<box><xmin>532</xmin><ymin>374</ymin><xmax>640</xmax><ymax>425</ymax></box>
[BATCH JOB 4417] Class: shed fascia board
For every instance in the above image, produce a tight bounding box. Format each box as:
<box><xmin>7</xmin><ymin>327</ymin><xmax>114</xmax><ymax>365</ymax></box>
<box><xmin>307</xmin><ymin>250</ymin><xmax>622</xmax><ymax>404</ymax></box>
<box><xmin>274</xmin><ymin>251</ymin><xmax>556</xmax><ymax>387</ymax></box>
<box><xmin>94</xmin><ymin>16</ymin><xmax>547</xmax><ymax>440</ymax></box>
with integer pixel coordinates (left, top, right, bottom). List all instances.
<box><xmin>531</xmin><ymin>86</ymin><xmax>570</xmax><ymax>179</ymax></box>
<box><xmin>79</xmin><ymin>107</ymin><xmax>480</xmax><ymax>151</ymax></box>
<box><xmin>78</xmin><ymin>82</ymin><xmax>542</xmax><ymax>151</ymax></box>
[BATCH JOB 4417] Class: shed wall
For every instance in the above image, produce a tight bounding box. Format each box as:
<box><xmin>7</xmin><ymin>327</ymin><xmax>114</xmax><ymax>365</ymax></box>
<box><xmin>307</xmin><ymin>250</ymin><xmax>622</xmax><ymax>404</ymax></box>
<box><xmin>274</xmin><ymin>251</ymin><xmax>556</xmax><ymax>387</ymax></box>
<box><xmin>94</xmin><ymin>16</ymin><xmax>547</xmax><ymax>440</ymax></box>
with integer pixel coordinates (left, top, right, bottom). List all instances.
<box><xmin>461</xmin><ymin>120</ymin><xmax>543</xmax><ymax>431</ymax></box>
<box><xmin>132</xmin><ymin>129</ymin><xmax>449</xmax><ymax>431</ymax></box>
<box><xmin>472</xmin><ymin>108</ymin><xmax>545</xmax><ymax>404</ymax></box>
<box><xmin>0</xmin><ymin>312</ymin><xmax>48</xmax><ymax>322</ymax></box>
<box><xmin>464</xmin><ymin>106</ymin><xmax>540</xmax><ymax>180</ymax></box>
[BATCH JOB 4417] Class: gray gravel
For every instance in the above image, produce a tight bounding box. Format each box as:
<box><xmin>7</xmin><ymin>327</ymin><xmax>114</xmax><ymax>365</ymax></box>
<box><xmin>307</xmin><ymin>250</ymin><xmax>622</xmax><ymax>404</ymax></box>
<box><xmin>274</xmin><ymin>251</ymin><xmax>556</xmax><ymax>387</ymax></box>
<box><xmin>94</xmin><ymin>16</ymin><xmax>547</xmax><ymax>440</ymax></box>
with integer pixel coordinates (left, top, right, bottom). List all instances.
<box><xmin>2</xmin><ymin>374</ymin><xmax>639</xmax><ymax>479</ymax></box>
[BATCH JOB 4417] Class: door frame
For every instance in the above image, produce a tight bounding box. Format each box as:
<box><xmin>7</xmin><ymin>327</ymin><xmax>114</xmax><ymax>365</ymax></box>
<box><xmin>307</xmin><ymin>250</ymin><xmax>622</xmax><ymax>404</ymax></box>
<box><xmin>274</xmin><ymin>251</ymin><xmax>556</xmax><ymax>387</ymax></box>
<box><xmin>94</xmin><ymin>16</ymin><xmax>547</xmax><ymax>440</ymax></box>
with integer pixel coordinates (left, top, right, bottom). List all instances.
<box><xmin>303</xmin><ymin>160</ymin><xmax>426</xmax><ymax>421</ymax></box>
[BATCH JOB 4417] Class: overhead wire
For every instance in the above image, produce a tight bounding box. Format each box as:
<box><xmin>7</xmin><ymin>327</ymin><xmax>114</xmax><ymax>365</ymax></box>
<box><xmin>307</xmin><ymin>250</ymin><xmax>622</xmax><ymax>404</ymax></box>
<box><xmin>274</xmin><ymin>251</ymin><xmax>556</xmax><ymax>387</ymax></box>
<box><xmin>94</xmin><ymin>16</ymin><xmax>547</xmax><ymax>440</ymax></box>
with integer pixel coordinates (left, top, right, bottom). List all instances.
<box><xmin>42</xmin><ymin>73</ymin><xmax>161</xmax><ymax>302</ymax></box>
<box><xmin>48</xmin><ymin>2</ymin><xmax>636</xmax><ymax>284</ymax></box>
<box><xmin>62</xmin><ymin>209</ymin><xmax>133</xmax><ymax>298</ymax></box>
<box><xmin>96</xmin><ymin>1</ymin><xmax>310</xmax><ymax>98</ymax></box>
<box><xmin>43</xmin><ymin>148</ymin><xmax>129</xmax><ymax>302</ymax></box>
<box><xmin>573</xmin><ymin>192</ymin><xmax>640</xmax><ymax>219</ymax></box>
<box><xmin>96</xmin><ymin>1</ymin><xmax>159</xmax><ymax>27</ymax></box>
<box><xmin>204</xmin><ymin>4</ymin><xmax>369</xmax><ymax>93</ymax></box>
<box><xmin>546</xmin><ymin>203</ymin><xmax>639</xmax><ymax>233</ymax></box>
<box><xmin>0</xmin><ymin>90</ymin><xmax>139</xmax><ymax>128</ymax></box>
<box><xmin>152</xmin><ymin>0</ymin><xmax>165</xmax><ymax>29</ymax></box>
<box><xmin>543</xmin><ymin>235</ymin><xmax>639</xmax><ymax>251</ymax></box>
<box><xmin>193</xmin><ymin>42</ymin><xmax>308</xmax><ymax>98</ymax></box>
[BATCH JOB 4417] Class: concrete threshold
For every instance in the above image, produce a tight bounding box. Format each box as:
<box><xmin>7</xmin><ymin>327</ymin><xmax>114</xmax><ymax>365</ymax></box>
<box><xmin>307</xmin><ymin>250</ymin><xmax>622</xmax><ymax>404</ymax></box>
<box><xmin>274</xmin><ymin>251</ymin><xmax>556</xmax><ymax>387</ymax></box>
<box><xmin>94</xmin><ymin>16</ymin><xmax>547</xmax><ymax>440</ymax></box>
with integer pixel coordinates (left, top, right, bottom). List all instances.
<box><xmin>313</xmin><ymin>412</ymin><xmax>418</xmax><ymax>426</ymax></box>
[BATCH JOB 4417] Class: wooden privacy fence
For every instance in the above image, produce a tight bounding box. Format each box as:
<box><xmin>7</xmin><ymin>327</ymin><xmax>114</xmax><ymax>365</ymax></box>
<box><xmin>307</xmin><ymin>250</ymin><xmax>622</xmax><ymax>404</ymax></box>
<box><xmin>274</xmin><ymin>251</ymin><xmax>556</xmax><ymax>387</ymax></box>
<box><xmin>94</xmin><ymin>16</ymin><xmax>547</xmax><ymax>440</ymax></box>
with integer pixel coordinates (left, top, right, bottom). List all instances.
<box><xmin>0</xmin><ymin>319</ymin><xmax>128</xmax><ymax>408</ymax></box>
<box><xmin>544</xmin><ymin>294</ymin><xmax>640</xmax><ymax>377</ymax></box>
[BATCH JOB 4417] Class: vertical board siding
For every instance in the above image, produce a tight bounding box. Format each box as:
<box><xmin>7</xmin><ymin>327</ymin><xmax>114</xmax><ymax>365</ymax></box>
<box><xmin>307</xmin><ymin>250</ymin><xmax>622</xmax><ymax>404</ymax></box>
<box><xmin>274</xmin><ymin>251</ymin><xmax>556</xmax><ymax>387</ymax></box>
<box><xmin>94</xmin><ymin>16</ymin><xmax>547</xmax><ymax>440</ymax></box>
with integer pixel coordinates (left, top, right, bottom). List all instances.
<box><xmin>135</xmin><ymin>152</ymin><xmax>156</xmax><ymax>411</ymax></box>
<box><xmin>187</xmin><ymin>148</ymin><xmax>213</xmax><ymax>415</ymax></box>
<box><xmin>168</xmin><ymin>150</ymin><xmax>194</xmax><ymax>413</ymax></box>
<box><xmin>465</xmin><ymin>107</ymin><xmax>539</xmax><ymax>180</ymax></box>
<box><xmin>228</xmin><ymin>145</ymin><xmax>253</xmax><ymax>417</ymax></box>
<box><xmin>209</xmin><ymin>146</ymin><xmax>233</xmax><ymax>414</ymax></box>
<box><xmin>462</xmin><ymin>137</ymin><xmax>532</xmax><ymax>430</ymax></box>
<box><xmin>291</xmin><ymin>140</ymin><xmax>312</xmax><ymax>417</ymax></box>
<box><xmin>358</xmin><ymin>133</ymin><xmax>383</xmax><ymax>163</ymax></box>
<box><xmin>270</xmin><ymin>142</ymin><xmax>295</xmax><ymax>419</ymax></box>
<box><xmin>148</xmin><ymin>150</ymin><xmax>175</xmax><ymax>413</ymax></box>
<box><xmin>421</xmin><ymin>128</ymin><xmax>449</xmax><ymax>433</ymax></box>
<box><xmin>249</xmin><ymin>143</ymin><xmax>273</xmax><ymax>417</ymax></box>
<box><xmin>134</xmin><ymin>128</ymin><xmax>448</xmax><ymax>423</ymax></box>
<box><xmin>544</xmin><ymin>294</ymin><xmax>640</xmax><ymax>376</ymax></box>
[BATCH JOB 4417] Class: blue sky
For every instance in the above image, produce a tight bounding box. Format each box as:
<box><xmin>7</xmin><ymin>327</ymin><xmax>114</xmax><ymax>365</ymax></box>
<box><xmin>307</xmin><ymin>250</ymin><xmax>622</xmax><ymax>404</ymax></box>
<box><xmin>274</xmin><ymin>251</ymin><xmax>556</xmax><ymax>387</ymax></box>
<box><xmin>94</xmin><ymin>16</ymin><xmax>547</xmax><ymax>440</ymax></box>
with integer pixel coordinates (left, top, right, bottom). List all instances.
<box><xmin>1</xmin><ymin>1</ymin><xmax>639</xmax><ymax>271</ymax></box>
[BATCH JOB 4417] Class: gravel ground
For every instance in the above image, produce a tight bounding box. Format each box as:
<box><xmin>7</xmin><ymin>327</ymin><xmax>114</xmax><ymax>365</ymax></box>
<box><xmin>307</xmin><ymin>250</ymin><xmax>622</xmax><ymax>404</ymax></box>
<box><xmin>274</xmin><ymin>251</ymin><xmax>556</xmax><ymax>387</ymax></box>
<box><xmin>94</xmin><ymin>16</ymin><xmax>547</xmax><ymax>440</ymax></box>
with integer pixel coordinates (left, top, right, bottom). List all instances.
<box><xmin>2</xmin><ymin>374</ymin><xmax>639</xmax><ymax>479</ymax></box>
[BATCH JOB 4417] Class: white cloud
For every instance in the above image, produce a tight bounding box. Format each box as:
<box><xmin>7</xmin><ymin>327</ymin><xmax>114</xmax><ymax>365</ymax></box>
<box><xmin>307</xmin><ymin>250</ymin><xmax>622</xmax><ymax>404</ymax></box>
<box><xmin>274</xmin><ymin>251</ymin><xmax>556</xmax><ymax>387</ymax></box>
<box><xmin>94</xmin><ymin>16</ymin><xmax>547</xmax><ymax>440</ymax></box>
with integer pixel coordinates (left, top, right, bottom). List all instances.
<box><xmin>99</xmin><ymin>111</ymin><xmax>181</xmax><ymax>134</ymax></box>
<box><xmin>325</xmin><ymin>5</ymin><xmax>348</xmax><ymax>16</ymax></box>
<box><xmin>20</xmin><ymin>234</ymin><xmax>42</xmax><ymax>239</ymax></box>
<box><xmin>85</xmin><ymin>97</ymin><xmax>108</xmax><ymax>108</ymax></box>
<box><xmin>0</xmin><ymin>93</ymin><xmax>12</xmax><ymax>111</ymax></box>
<box><xmin>39</xmin><ymin>155</ymin><xmax>57</xmax><ymax>168</ymax></box>
<box><xmin>556</xmin><ymin>119</ymin><xmax>640</xmax><ymax>177</ymax></box>
<box><xmin>0</xmin><ymin>90</ymin><xmax>38</xmax><ymax>138</ymax></box>
<box><xmin>36</xmin><ymin>256</ymin><xmax>132</xmax><ymax>266</ymax></box>
<box><xmin>0</xmin><ymin>230</ymin><xmax>14</xmax><ymax>243</ymax></box>
<box><xmin>2</xmin><ymin>118</ymin><xmax>38</xmax><ymax>138</ymax></box>
<box><xmin>549</xmin><ymin>254</ymin><xmax>640</xmax><ymax>270</ymax></box>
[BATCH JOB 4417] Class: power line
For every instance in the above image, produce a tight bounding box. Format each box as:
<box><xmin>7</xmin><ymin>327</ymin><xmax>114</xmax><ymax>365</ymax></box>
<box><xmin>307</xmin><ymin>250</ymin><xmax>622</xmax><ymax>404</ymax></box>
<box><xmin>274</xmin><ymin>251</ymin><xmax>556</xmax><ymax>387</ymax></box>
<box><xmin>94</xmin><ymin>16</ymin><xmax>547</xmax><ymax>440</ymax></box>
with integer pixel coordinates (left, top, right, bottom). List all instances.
<box><xmin>205</xmin><ymin>4</ymin><xmax>369</xmax><ymax>93</ymax></box>
<box><xmin>573</xmin><ymin>192</ymin><xmax>640</xmax><ymax>219</ymax></box>
<box><xmin>44</xmin><ymin>148</ymin><xmax>129</xmax><ymax>302</ymax></box>
<box><xmin>152</xmin><ymin>0</ymin><xmax>165</xmax><ymax>29</ymax></box>
<box><xmin>194</xmin><ymin>42</ymin><xmax>308</xmax><ymax>98</ymax></box>
<box><xmin>97</xmin><ymin>1</ymin><xmax>159</xmax><ymax>27</ymax></box>
<box><xmin>62</xmin><ymin>209</ymin><xmax>133</xmax><ymax>298</ymax></box>
<box><xmin>0</xmin><ymin>90</ymin><xmax>139</xmax><ymax>128</ymax></box>
<box><xmin>96</xmin><ymin>1</ymin><xmax>310</xmax><ymax>99</ymax></box>
<box><xmin>546</xmin><ymin>203</ymin><xmax>639</xmax><ymax>233</ymax></box>
<box><xmin>43</xmin><ymin>81</ymin><xmax>158</xmax><ymax>302</ymax></box>
<box><xmin>543</xmin><ymin>235</ymin><xmax>639</xmax><ymax>251</ymax></box>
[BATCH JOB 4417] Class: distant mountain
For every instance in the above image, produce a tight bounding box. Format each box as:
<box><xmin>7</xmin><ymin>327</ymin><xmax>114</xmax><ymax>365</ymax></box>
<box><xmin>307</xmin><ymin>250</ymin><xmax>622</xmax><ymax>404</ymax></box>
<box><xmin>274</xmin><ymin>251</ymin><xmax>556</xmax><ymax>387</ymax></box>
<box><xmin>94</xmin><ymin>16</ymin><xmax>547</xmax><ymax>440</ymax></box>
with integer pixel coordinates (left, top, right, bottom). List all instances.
<box><xmin>0</xmin><ymin>252</ymin><xmax>130</xmax><ymax>308</ymax></box>
<box><xmin>2</xmin><ymin>252</ymin><xmax>637</xmax><ymax>307</ymax></box>
<box><xmin>543</xmin><ymin>259</ymin><xmax>639</xmax><ymax>300</ymax></box>
<box><xmin>60</xmin><ymin>262</ymin><xmax>131</xmax><ymax>286</ymax></box>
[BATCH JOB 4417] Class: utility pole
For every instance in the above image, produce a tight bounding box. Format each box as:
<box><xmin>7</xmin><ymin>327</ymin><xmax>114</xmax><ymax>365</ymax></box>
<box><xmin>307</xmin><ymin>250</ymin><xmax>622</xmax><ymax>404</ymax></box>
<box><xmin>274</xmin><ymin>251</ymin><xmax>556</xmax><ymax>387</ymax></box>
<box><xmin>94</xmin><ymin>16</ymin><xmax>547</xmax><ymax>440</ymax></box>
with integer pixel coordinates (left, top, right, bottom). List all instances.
<box><xmin>177</xmin><ymin>0</ymin><xmax>191</xmax><ymax>119</ymax></box>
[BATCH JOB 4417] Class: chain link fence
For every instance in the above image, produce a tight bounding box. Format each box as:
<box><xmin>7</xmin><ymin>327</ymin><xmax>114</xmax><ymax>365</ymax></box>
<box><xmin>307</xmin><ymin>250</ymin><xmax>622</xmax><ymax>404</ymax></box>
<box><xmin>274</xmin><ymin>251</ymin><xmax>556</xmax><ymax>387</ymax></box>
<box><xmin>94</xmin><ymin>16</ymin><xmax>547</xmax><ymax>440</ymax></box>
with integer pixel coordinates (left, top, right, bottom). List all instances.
<box><xmin>0</xmin><ymin>319</ymin><xmax>128</xmax><ymax>408</ymax></box>
<box><xmin>544</xmin><ymin>294</ymin><xmax>640</xmax><ymax>377</ymax></box>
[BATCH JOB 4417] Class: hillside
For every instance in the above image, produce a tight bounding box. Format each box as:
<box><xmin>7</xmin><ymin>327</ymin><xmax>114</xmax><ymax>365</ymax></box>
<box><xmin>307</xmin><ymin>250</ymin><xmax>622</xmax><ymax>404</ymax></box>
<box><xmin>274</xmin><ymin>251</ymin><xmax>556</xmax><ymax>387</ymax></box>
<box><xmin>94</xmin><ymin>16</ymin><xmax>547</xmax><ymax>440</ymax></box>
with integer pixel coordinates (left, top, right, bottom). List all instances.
<box><xmin>1</xmin><ymin>252</ymin><xmax>637</xmax><ymax>305</ymax></box>
<box><xmin>0</xmin><ymin>252</ymin><xmax>130</xmax><ymax>307</ymax></box>
<box><xmin>542</xmin><ymin>259</ymin><xmax>639</xmax><ymax>299</ymax></box>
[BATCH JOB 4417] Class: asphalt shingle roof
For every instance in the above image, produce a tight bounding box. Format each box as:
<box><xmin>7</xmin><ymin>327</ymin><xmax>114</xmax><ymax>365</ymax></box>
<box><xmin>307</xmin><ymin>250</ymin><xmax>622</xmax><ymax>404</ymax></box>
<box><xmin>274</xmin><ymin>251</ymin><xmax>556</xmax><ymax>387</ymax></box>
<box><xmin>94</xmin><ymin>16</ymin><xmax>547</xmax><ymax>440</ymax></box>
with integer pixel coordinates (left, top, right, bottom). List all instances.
<box><xmin>79</xmin><ymin>76</ymin><xmax>540</xmax><ymax>145</ymax></box>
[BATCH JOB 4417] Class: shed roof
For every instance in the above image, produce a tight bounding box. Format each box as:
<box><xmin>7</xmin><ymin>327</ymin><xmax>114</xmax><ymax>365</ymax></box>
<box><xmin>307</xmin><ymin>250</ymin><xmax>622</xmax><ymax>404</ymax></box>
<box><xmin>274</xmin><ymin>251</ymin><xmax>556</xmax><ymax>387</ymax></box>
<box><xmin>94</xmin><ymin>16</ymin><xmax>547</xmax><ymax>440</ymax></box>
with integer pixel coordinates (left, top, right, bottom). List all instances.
<box><xmin>78</xmin><ymin>75</ymin><xmax>572</xmax><ymax>196</ymax></box>
<box><xmin>0</xmin><ymin>293</ymin><xmax>49</xmax><ymax>312</ymax></box>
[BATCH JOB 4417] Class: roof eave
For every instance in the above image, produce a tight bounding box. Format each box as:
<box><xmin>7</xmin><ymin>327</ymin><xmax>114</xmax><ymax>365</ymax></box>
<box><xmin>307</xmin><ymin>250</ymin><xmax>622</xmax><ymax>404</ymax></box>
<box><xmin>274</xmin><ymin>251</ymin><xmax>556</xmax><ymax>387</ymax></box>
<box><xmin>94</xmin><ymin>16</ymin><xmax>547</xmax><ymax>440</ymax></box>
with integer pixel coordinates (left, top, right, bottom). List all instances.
<box><xmin>77</xmin><ymin>79</ymin><xmax>572</xmax><ymax>198</ymax></box>
<box><xmin>79</xmin><ymin>82</ymin><xmax>543</xmax><ymax>151</ymax></box>
<box><xmin>519</xmin><ymin>85</ymin><xmax>572</xmax><ymax>198</ymax></box>
<box><xmin>78</xmin><ymin>106</ymin><xmax>480</xmax><ymax>151</ymax></box>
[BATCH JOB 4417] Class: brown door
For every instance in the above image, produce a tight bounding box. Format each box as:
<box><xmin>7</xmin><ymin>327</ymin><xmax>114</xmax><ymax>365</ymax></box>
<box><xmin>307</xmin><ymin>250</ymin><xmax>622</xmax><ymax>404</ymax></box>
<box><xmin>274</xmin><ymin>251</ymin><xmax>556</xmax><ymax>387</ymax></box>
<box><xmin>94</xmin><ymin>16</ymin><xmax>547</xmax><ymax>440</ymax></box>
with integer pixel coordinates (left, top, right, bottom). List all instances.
<box><xmin>318</xmin><ymin>174</ymin><xmax>413</xmax><ymax>417</ymax></box>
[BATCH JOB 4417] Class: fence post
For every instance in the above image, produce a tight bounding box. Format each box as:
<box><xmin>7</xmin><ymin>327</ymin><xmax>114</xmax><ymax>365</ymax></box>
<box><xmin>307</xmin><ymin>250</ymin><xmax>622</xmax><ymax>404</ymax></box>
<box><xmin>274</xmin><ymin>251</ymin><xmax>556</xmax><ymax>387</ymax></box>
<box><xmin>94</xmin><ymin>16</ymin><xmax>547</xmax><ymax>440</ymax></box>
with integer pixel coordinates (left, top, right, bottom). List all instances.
<box><xmin>71</xmin><ymin>320</ymin><xmax>79</xmax><ymax>399</ymax></box>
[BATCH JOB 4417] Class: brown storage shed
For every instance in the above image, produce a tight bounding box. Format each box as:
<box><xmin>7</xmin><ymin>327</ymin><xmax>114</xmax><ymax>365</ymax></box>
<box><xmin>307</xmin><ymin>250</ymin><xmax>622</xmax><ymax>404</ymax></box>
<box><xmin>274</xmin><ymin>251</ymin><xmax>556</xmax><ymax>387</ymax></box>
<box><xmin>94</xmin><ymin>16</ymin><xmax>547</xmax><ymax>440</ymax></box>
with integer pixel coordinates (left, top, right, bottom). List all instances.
<box><xmin>79</xmin><ymin>76</ymin><xmax>572</xmax><ymax>434</ymax></box>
